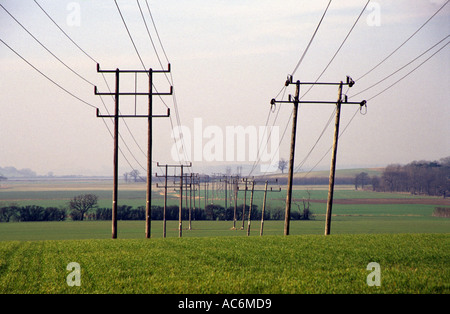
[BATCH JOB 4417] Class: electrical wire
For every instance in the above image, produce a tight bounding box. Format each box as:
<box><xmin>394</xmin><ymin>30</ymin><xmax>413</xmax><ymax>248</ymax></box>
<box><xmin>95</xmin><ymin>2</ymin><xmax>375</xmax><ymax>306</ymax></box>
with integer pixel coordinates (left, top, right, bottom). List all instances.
<box><xmin>300</xmin><ymin>38</ymin><xmax>449</xmax><ymax>176</ymax></box>
<box><xmin>294</xmin><ymin>108</ymin><xmax>336</xmax><ymax>173</ymax></box>
<box><xmin>1</xmin><ymin>3</ymin><xmax>95</xmax><ymax>87</ymax></box>
<box><xmin>350</xmin><ymin>35</ymin><xmax>449</xmax><ymax>99</ymax></box>
<box><xmin>278</xmin><ymin>1</ymin><xmax>370</xmax><ymax>175</ymax></box>
<box><xmin>0</xmin><ymin>38</ymin><xmax>97</xmax><ymax>109</ymax></box>
<box><xmin>366</xmin><ymin>40</ymin><xmax>449</xmax><ymax>102</ymax></box>
<box><xmin>291</xmin><ymin>0</ymin><xmax>332</xmax><ymax>76</ymax></box>
<box><xmin>355</xmin><ymin>0</ymin><xmax>449</xmax><ymax>82</ymax></box>
<box><xmin>33</xmin><ymin>0</ymin><xmax>155</xmax><ymax>172</ymax></box>
<box><xmin>136</xmin><ymin>0</ymin><xmax>192</xmax><ymax>168</ymax></box>
<box><xmin>250</xmin><ymin>1</ymin><xmax>334</xmax><ymax>176</ymax></box>
<box><xmin>300</xmin><ymin>0</ymin><xmax>371</xmax><ymax>100</ymax></box>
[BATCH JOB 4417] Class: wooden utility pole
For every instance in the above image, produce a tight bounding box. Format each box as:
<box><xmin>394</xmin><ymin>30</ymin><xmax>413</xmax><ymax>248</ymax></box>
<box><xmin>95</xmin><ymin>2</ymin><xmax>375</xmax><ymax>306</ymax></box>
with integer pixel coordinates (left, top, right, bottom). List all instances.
<box><xmin>275</xmin><ymin>79</ymin><xmax>300</xmax><ymax>236</ymax></box>
<box><xmin>233</xmin><ymin>176</ymin><xmax>239</xmax><ymax>230</ymax></box>
<box><xmin>260</xmin><ymin>181</ymin><xmax>268</xmax><ymax>236</ymax></box>
<box><xmin>246</xmin><ymin>180</ymin><xmax>255</xmax><ymax>236</ymax></box>
<box><xmin>240</xmin><ymin>180</ymin><xmax>280</xmax><ymax>237</ymax></box>
<box><xmin>179</xmin><ymin>165</ymin><xmax>184</xmax><ymax>237</ymax></box>
<box><xmin>271</xmin><ymin>75</ymin><xmax>366</xmax><ymax>236</ymax></box>
<box><xmin>242</xmin><ymin>178</ymin><xmax>248</xmax><ymax>229</ymax></box>
<box><xmin>95</xmin><ymin>64</ymin><xmax>171</xmax><ymax>239</ymax></box>
<box><xmin>111</xmin><ymin>69</ymin><xmax>119</xmax><ymax>239</ymax></box>
<box><xmin>156</xmin><ymin>162</ymin><xmax>191</xmax><ymax>238</ymax></box>
<box><xmin>156</xmin><ymin>164</ymin><xmax>169</xmax><ymax>238</ymax></box>
<box><xmin>189</xmin><ymin>173</ymin><xmax>193</xmax><ymax>231</ymax></box>
<box><xmin>163</xmin><ymin>165</ymin><xmax>167</xmax><ymax>238</ymax></box>
<box><xmin>325</xmin><ymin>82</ymin><xmax>343</xmax><ymax>235</ymax></box>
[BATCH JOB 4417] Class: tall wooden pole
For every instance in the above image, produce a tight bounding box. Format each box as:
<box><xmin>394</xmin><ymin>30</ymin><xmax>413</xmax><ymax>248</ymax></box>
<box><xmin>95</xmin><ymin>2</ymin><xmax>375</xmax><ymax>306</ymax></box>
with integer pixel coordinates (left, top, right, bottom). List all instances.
<box><xmin>242</xmin><ymin>178</ymin><xmax>247</xmax><ymax>229</ymax></box>
<box><xmin>325</xmin><ymin>82</ymin><xmax>343</xmax><ymax>235</ymax></box>
<box><xmin>189</xmin><ymin>173</ymin><xmax>192</xmax><ymax>231</ymax></box>
<box><xmin>163</xmin><ymin>164</ymin><xmax>167</xmax><ymax>238</ymax></box>
<box><xmin>145</xmin><ymin>69</ymin><xmax>153</xmax><ymax>238</ymax></box>
<box><xmin>112</xmin><ymin>68</ymin><xmax>119</xmax><ymax>239</ymax></box>
<box><xmin>179</xmin><ymin>165</ymin><xmax>183</xmax><ymax>237</ymax></box>
<box><xmin>224</xmin><ymin>178</ymin><xmax>227</xmax><ymax>214</ymax></box>
<box><xmin>284</xmin><ymin>81</ymin><xmax>300</xmax><ymax>236</ymax></box>
<box><xmin>247</xmin><ymin>180</ymin><xmax>255</xmax><ymax>236</ymax></box>
<box><xmin>260</xmin><ymin>181</ymin><xmax>268</xmax><ymax>236</ymax></box>
<box><xmin>233</xmin><ymin>178</ymin><xmax>238</xmax><ymax>230</ymax></box>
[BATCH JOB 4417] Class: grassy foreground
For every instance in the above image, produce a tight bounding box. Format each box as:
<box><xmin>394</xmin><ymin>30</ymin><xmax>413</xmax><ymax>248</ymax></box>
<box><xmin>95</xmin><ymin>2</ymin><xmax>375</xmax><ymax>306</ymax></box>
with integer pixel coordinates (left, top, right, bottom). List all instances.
<box><xmin>0</xmin><ymin>233</ymin><xmax>448</xmax><ymax>294</ymax></box>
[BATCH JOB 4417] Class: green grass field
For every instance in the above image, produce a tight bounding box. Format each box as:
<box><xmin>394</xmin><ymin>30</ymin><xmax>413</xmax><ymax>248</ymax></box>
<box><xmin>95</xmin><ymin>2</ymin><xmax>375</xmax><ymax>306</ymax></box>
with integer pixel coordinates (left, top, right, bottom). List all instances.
<box><xmin>0</xmin><ymin>217</ymin><xmax>449</xmax><ymax>241</ymax></box>
<box><xmin>1</xmin><ymin>179</ymin><xmax>449</xmax><ymax>294</ymax></box>
<box><xmin>0</xmin><ymin>234</ymin><xmax>448</xmax><ymax>294</ymax></box>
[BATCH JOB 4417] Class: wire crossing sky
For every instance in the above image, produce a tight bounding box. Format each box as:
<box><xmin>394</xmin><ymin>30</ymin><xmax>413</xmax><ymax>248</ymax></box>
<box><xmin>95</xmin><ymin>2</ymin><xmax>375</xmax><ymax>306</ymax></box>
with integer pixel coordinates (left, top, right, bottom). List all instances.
<box><xmin>0</xmin><ymin>0</ymin><xmax>449</xmax><ymax>176</ymax></box>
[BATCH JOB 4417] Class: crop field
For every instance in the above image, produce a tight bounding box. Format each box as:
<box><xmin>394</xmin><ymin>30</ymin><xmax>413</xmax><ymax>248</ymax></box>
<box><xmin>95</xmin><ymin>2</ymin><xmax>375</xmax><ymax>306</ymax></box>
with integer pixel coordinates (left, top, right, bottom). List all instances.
<box><xmin>0</xmin><ymin>179</ymin><xmax>449</xmax><ymax>294</ymax></box>
<box><xmin>0</xmin><ymin>234</ymin><xmax>448</xmax><ymax>294</ymax></box>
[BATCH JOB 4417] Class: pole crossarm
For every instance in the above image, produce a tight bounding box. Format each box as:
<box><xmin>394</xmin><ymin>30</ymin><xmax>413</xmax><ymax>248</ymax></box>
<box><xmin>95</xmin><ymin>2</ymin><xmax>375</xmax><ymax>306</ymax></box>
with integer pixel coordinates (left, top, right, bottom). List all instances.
<box><xmin>97</xmin><ymin>63</ymin><xmax>171</xmax><ymax>73</ymax></box>
<box><xmin>94</xmin><ymin>85</ymin><xmax>173</xmax><ymax>96</ymax></box>
<box><xmin>157</xmin><ymin>162</ymin><xmax>192</xmax><ymax>168</ymax></box>
<box><xmin>96</xmin><ymin>107</ymin><xmax>170</xmax><ymax>118</ymax></box>
<box><xmin>272</xmin><ymin>99</ymin><xmax>366</xmax><ymax>106</ymax></box>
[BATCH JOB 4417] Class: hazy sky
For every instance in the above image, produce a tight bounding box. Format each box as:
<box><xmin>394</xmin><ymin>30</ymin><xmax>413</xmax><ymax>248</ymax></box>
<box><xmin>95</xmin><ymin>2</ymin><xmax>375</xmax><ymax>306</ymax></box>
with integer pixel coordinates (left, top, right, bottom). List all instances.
<box><xmin>0</xmin><ymin>0</ymin><xmax>449</xmax><ymax>176</ymax></box>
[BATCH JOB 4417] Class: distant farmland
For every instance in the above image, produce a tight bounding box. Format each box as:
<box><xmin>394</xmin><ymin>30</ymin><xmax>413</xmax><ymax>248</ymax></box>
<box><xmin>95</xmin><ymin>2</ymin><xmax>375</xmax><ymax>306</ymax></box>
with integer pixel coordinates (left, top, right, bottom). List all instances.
<box><xmin>1</xmin><ymin>178</ymin><xmax>449</xmax><ymax>295</ymax></box>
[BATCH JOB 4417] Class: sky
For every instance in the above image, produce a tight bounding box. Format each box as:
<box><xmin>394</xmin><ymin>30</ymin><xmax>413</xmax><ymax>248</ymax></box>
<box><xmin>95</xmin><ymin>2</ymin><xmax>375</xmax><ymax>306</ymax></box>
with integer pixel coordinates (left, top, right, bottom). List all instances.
<box><xmin>0</xmin><ymin>0</ymin><xmax>449</xmax><ymax>176</ymax></box>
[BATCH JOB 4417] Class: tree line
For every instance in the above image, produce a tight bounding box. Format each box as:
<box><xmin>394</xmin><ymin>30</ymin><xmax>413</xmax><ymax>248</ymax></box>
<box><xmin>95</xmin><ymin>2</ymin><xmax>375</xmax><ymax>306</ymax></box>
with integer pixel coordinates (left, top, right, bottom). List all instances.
<box><xmin>358</xmin><ymin>157</ymin><xmax>449</xmax><ymax>197</ymax></box>
<box><xmin>83</xmin><ymin>203</ymin><xmax>312</xmax><ymax>221</ymax></box>
<box><xmin>0</xmin><ymin>205</ymin><xmax>66</xmax><ymax>222</ymax></box>
<box><xmin>1</xmin><ymin>201</ymin><xmax>312</xmax><ymax>222</ymax></box>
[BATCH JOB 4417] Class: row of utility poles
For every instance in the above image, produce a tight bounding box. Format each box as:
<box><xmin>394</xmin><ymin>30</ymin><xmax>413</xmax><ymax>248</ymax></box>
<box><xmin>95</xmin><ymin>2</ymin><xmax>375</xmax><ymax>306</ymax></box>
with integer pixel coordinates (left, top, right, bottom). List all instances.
<box><xmin>155</xmin><ymin>169</ymin><xmax>281</xmax><ymax>238</ymax></box>
<box><xmin>94</xmin><ymin>60</ymin><xmax>366</xmax><ymax>239</ymax></box>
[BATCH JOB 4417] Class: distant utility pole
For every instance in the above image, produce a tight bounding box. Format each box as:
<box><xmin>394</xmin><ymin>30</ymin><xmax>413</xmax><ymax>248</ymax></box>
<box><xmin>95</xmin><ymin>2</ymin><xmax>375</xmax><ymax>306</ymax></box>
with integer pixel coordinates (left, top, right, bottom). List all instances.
<box><xmin>271</xmin><ymin>75</ymin><xmax>366</xmax><ymax>236</ymax></box>
<box><xmin>231</xmin><ymin>175</ymin><xmax>240</xmax><ymax>229</ymax></box>
<box><xmin>95</xmin><ymin>64</ymin><xmax>172</xmax><ymax>239</ymax></box>
<box><xmin>246</xmin><ymin>180</ymin><xmax>255</xmax><ymax>236</ymax></box>
<box><xmin>155</xmin><ymin>164</ymin><xmax>168</xmax><ymax>238</ymax></box>
<box><xmin>156</xmin><ymin>162</ymin><xmax>191</xmax><ymax>238</ymax></box>
<box><xmin>242</xmin><ymin>180</ymin><xmax>281</xmax><ymax>237</ymax></box>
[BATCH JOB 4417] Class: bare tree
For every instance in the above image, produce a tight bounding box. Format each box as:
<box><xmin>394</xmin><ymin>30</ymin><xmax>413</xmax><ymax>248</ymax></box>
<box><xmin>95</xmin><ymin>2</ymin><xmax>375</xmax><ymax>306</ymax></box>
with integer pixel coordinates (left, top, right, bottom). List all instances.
<box><xmin>355</xmin><ymin>172</ymin><xmax>370</xmax><ymax>190</ymax></box>
<box><xmin>278</xmin><ymin>158</ymin><xmax>288</xmax><ymax>174</ymax></box>
<box><xmin>294</xmin><ymin>190</ymin><xmax>313</xmax><ymax>220</ymax></box>
<box><xmin>129</xmin><ymin>169</ymin><xmax>140</xmax><ymax>182</ymax></box>
<box><xmin>69</xmin><ymin>194</ymin><xmax>98</xmax><ymax>221</ymax></box>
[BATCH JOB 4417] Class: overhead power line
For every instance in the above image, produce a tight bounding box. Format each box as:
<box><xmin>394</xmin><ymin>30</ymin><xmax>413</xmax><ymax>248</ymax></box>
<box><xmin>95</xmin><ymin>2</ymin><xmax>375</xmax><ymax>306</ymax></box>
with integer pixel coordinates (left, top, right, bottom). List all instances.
<box><xmin>356</xmin><ymin>0</ymin><xmax>449</xmax><ymax>81</ymax></box>
<box><xmin>135</xmin><ymin>0</ymin><xmax>192</xmax><ymax>167</ymax></box>
<box><xmin>301</xmin><ymin>0</ymin><xmax>370</xmax><ymax>99</ymax></box>
<box><xmin>283</xmin><ymin>1</ymin><xmax>370</xmax><ymax>176</ymax></box>
<box><xmin>0</xmin><ymin>38</ymin><xmax>97</xmax><ymax>109</ymax></box>
<box><xmin>291</xmin><ymin>0</ymin><xmax>332</xmax><ymax>76</ymax></box>
<box><xmin>1</xmin><ymin>3</ymin><xmax>95</xmax><ymax>87</ymax></box>
<box><xmin>33</xmin><ymin>0</ymin><xmax>98</xmax><ymax>64</ymax></box>
<box><xmin>366</xmin><ymin>40</ymin><xmax>449</xmax><ymax>102</ymax></box>
<box><xmin>351</xmin><ymin>35</ymin><xmax>450</xmax><ymax>98</ymax></box>
<box><xmin>249</xmin><ymin>1</ymin><xmax>333</xmax><ymax>176</ymax></box>
<box><xmin>33</xmin><ymin>0</ymin><xmax>152</xmax><ymax>166</ymax></box>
